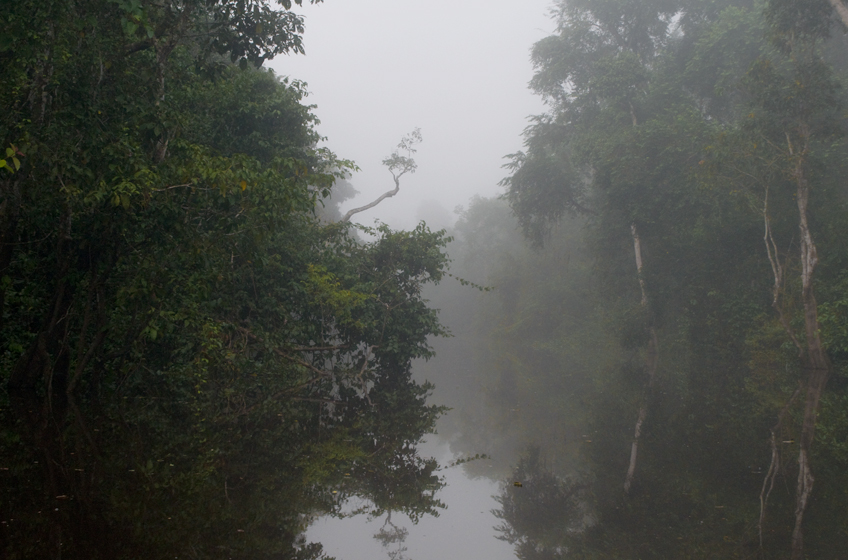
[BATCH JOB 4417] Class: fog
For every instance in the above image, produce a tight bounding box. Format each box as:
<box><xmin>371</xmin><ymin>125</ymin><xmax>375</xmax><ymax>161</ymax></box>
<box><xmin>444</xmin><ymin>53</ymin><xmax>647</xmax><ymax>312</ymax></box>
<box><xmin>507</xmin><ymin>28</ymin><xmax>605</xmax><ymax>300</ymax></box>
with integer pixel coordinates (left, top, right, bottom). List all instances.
<box><xmin>6</xmin><ymin>0</ymin><xmax>848</xmax><ymax>558</ymax></box>
<box><xmin>271</xmin><ymin>0</ymin><xmax>553</xmax><ymax>229</ymax></box>
<box><xmin>271</xmin><ymin>7</ymin><xmax>557</xmax><ymax>556</ymax></box>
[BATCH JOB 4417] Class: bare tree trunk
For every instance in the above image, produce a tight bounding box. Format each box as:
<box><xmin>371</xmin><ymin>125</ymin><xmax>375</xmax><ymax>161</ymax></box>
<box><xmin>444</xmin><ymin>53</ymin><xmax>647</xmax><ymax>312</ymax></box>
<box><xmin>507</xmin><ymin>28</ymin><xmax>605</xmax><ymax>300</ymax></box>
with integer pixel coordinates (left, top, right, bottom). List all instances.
<box><xmin>759</xmin><ymin>384</ymin><xmax>801</xmax><ymax>549</ymax></box>
<box><xmin>151</xmin><ymin>8</ymin><xmax>192</xmax><ymax>164</ymax></box>
<box><xmin>631</xmin><ymin>224</ymin><xmax>648</xmax><ymax>307</ymax></box>
<box><xmin>153</xmin><ymin>40</ymin><xmax>176</xmax><ymax>164</ymax></box>
<box><xmin>758</xmin><ymin>189</ymin><xmax>808</xmax><ymax>551</ymax></box>
<box><xmin>826</xmin><ymin>0</ymin><xmax>848</xmax><ymax>29</ymax></box>
<box><xmin>788</xmin><ymin>134</ymin><xmax>830</xmax><ymax>560</ymax></box>
<box><xmin>0</xmin><ymin>177</ymin><xmax>22</xmax><ymax>335</ymax></box>
<box><xmin>624</xmin><ymin>223</ymin><xmax>658</xmax><ymax>494</ymax></box>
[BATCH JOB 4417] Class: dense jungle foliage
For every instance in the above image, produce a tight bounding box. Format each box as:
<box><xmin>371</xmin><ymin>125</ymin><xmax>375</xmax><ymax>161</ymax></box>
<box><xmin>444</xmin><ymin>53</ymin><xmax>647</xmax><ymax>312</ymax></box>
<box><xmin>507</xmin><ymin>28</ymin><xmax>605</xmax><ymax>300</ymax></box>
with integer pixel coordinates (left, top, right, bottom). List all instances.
<box><xmin>421</xmin><ymin>0</ymin><xmax>848</xmax><ymax>558</ymax></box>
<box><xmin>0</xmin><ymin>1</ymin><xmax>449</xmax><ymax>558</ymax></box>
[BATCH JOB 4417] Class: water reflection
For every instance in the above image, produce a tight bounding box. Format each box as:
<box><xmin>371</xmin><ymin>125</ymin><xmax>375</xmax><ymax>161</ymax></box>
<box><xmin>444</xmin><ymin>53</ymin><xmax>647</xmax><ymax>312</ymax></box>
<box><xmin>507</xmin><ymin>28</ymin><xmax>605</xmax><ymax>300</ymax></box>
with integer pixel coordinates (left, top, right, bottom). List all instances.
<box><xmin>0</xmin><ymin>370</ymin><xmax>445</xmax><ymax>559</ymax></box>
<box><xmin>493</xmin><ymin>446</ymin><xmax>588</xmax><ymax>560</ymax></box>
<box><xmin>373</xmin><ymin>514</ymin><xmax>410</xmax><ymax>560</ymax></box>
<box><xmin>307</xmin><ymin>437</ymin><xmax>515</xmax><ymax>560</ymax></box>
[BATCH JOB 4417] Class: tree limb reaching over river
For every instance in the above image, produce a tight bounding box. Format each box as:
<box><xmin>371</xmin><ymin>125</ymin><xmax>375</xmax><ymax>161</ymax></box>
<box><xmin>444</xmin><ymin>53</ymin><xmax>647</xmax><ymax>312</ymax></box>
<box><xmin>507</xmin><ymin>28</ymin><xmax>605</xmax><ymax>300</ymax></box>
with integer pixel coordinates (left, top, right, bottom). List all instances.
<box><xmin>341</xmin><ymin>128</ymin><xmax>422</xmax><ymax>223</ymax></box>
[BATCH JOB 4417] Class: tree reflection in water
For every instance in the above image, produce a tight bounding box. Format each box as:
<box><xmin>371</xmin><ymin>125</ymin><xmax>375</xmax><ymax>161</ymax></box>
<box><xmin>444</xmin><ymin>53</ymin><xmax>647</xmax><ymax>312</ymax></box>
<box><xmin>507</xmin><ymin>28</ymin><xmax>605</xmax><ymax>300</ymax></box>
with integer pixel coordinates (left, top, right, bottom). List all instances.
<box><xmin>373</xmin><ymin>512</ymin><xmax>411</xmax><ymax>560</ymax></box>
<box><xmin>1</xmin><ymin>370</ymin><xmax>446</xmax><ymax>560</ymax></box>
<box><xmin>494</xmin><ymin>446</ymin><xmax>587</xmax><ymax>560</ymax></box>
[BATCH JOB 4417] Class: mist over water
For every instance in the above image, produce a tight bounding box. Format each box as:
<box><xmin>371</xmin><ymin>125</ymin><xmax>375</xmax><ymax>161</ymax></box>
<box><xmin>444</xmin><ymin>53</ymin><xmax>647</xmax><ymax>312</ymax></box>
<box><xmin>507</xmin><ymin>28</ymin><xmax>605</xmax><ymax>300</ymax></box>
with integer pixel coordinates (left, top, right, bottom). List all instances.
<box><xmin>5</xmin><ymin>0</ymin><xmax>848</xmax><ymax>558</ymax></box>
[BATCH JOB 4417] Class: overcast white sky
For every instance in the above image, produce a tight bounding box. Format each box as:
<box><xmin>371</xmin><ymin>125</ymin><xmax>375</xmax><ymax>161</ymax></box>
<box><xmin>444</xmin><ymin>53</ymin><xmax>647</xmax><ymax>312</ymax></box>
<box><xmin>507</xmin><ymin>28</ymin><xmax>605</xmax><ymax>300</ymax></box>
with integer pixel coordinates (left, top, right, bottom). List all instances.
<box><xmin>269</xmin><ymin>0</ymin><xmax>555</xmax><ymax>230</ymax></box>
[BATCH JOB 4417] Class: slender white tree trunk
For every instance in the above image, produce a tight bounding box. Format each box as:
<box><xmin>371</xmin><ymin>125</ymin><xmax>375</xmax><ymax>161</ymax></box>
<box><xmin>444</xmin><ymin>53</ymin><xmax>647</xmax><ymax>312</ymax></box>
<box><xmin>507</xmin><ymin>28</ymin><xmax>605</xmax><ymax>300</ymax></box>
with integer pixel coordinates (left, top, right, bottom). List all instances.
<box><xmin>624</xmin><ymin>223</ymin><xmax>658</xmax><ymax>494</ymax></box>
<box><xmin>788</xmin><ymin>135</ymin><xmax>830</xmax><ymax>560</ymax></box>
<box><xmin>826</xmin><ymin>0</ymin><xmax>848</xmax><ymax>29</ymax></box>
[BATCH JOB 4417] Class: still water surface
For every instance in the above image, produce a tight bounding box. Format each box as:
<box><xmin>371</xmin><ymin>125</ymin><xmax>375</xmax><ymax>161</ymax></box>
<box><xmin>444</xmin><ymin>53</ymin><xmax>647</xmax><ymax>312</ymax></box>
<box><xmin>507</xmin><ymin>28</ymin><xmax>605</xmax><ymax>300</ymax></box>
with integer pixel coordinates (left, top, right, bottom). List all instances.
<box><xmin>308</xmin><ymin>437</ymin><xmax>514</xmax><ymax>560</ymax></box>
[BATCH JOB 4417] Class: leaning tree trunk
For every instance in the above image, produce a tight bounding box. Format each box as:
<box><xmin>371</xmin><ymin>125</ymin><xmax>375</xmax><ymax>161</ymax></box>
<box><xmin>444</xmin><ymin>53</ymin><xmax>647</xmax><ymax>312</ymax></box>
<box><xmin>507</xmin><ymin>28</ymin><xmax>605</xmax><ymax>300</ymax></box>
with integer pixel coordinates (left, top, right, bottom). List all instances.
<box><xmin>623</xmin><ymin>223</ymin><xmax>659</xmax><ymax>494</ymax></box>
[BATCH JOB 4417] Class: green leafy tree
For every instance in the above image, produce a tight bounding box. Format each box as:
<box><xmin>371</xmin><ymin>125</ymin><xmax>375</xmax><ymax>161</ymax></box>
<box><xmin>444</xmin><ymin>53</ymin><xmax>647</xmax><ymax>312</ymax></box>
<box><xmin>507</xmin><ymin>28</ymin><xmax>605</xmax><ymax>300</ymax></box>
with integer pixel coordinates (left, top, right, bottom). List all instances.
<box><xmin>496</xmin><ymin>0</ymin><xmax>848</xmax><ymax>557</ymax></box>
<box><xmin>0</xmin><ymin>1</ymin><xmax>451</xmax><ymax>558</ymax></box>
<box><xmin>704</xmin><ymin>0</ymin><xmax>848</xmax><ymax>553</ymax></box>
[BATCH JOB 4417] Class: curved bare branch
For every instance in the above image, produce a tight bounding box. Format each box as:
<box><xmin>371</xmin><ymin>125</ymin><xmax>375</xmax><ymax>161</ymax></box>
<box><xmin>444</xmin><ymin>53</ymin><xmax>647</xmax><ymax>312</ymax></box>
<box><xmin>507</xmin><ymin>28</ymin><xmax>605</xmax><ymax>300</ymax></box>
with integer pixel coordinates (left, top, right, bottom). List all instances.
<box><xmin>340</xmin><ymin>128</ymin><xmax>422</xmax><ymax>223</ymax></box>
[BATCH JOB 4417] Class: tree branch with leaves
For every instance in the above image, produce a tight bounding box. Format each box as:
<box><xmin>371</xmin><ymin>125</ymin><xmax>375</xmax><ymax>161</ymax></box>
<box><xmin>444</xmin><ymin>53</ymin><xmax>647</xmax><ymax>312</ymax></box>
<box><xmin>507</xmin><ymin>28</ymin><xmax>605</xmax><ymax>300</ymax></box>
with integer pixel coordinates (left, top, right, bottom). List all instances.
<box><xmin>341</xmin><ymin>128</ymin><xmax>422</xmax><ymax>223</ymax></box>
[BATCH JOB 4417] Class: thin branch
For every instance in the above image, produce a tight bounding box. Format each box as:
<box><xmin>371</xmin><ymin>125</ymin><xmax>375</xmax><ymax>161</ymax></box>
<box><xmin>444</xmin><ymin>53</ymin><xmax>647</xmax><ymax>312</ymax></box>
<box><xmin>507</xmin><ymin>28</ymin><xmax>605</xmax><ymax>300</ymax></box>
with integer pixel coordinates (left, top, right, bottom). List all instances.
<box><xmin>123</xmin><ymin>38</ymin><xmax>155</xmax><ymax>57</ymax></box>
<box><xmin>290</xmin><ymin>397</ymin><xmax>346</xmax><ymax>405</ymax></box>
<box><xmin>292</xmin><ymin>344</ymin><xmax>351</xmax><ymax>352</ymax></box>
<box><xmin>152</xmin><ymin>183</ymin><xmax>202</xmax><ymax>192</ymax></box>
<box><xmin>228</xmin><ymin>375</ymin><xmax>329</xmax><ymax>418</ymax></box>
<box><xmin>238</xmin><ymin>328</ymin><xmax>334</xmax><ymax>379</ymax></box>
